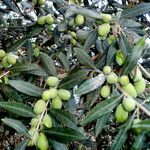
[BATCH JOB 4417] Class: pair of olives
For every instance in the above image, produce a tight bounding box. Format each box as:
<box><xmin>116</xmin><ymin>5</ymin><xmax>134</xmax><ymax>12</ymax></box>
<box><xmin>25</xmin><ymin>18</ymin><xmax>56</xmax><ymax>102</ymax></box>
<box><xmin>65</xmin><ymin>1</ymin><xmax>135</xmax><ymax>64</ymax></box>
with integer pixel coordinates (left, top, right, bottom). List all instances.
<box><xmin>37</xmin><ymin>14</ymin><xmax>54</xmax><ymax>25</ymax></box>
<box><xmin>0</xmin><ymin>49</ymin><xmax>17</xmax><ymax>68</ymax></box>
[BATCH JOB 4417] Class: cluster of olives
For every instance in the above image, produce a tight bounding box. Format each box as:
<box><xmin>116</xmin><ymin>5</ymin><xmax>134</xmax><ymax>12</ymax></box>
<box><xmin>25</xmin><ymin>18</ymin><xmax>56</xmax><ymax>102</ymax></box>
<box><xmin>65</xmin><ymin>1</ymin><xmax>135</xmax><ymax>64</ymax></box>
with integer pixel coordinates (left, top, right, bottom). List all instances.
<box><xmin>97</xmin><ymin>14</ymin><xmax>112</xmax><ymax>39</ymax></box>
<box><xmin>0</xmin><ymin>49</ymin><xmax>17</xmax><ymax>68</ymax></box>
<box><xmin>37</xmin><ymin>14</ymin><xmax>54</xmax><ymax>25</ymax></box>
<box><xmin>32</xmin><ymin>44</ymin><xmax>40</xmax><ymax>57</ymax></box>
<box><xmin>100</xmin><ymin>65</ymin><xmax>146</xmax><ymax>124</ymax></box>
<box><xmin>28</xmin><ymin>76</ymin><xmax>71</xmax><ymax>150</ymax></box>
<box><xmin>69</xmin><ymin>31</ymin><xmax>77</xmax><ymax>46</ymax></box>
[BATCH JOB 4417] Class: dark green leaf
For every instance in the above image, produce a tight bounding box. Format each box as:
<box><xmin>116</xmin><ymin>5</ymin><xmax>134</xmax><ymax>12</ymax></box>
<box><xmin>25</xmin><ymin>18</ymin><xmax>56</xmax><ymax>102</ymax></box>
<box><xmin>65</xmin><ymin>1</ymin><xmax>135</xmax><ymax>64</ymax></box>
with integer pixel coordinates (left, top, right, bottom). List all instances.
<box><xmin>50</xmin><ymin>140</ymin><xmax>68</xmax><ymax>150</ymax></box>
<box><xmin>122</xmin><ymin>37</ymin><xmax>146</xmax><ymax>75</ymax></box>
<box><xmin>75</xmin><ymin>74</ymin><xmax>105</xmax><ymax>96</ymax></box>
<box><xmin>83</xmin><ymin>30</ymin><xmax>98</xmax><ymax>51</ymax></box>
<box><xmin>2</xmin><ymin>118</ymin><xmax>29</xmax><ymax>137</ymax></box>
<box><xmin>80</xmin><ymin>96</ymin><xmax>120</xmax><ymax>126</ymax></box>
<box><xmin>132</xmin><ymin>120</ymin><xmax>150</xmax><ymax>131</ymax></box>
<box><xmin>9</xmin><ymin>80</ymin><xmax>42</xmax><ymax>97</ymax></box>
<box><xmin>95</xmin><ymin>113</ymin><xmax>111</xmax><ymax>137</ymax></box>
<box><xmin>58</xmin><ymin>52</ymin><xmax>70</xmax><ymax>72</ymax></box>
<box><xmin>122</xmin><ymin>3</ymin><xmax>150</xmax><ymax>18</ymax></box>
<box><xmin>44</xmin><ymin>127</ymin><xmax>87</xmax><ymax>142</ymax></box>
<box><xmin>58</xmin><ymin>69</ymin><xmax>88</xmax><ymax>89</ymax></box>
<box><xmin>74</xmin><ymin>48</ymin><xmax>96</xmax><ymax>69</ymax></box>
<box><xmin>0</xmin><ymin>102</ymin><xmax>35</xmax><ymax>117</ymax></box>
<box><xmin>40</xmin><ymin>52</ymin><xmax>57</xmax><ymax>76</ymax></box>
<box><xmin>14</xmin><ymin>139</ymin><xmax>29</xmax><ymax>150</ymax></box>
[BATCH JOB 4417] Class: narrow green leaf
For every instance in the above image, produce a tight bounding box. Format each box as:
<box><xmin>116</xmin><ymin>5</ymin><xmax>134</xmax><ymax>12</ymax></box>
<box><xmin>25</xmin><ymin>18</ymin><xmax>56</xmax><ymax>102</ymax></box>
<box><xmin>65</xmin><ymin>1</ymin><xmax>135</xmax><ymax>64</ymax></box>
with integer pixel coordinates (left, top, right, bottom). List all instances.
<box><xmin>50</xmin><ymin>140</ymin><xmax>68</xmax><ymax>150</ymax></box>
<box><xmin>132</xmin><ymin>120</ymin><xmax>150</xmax><ymax>131</ymax></box>
<box><xmin>122</xmin><ymin>3</ymin><xmax>150</xmax><ymax>18</ymax></box>
<box><xmin>40</xmin><ymin>52</ymin><xmax>57</xmax><ymax>76</ymax></box>
<box><xmin>58</xmin><ymin>69</ymin><xmax>88</xmax><ymax>89</ymax></box>
<box><xmin>131</xmin><ymin>132</ymin><xmax>146</xmax><ymax>150</ymax></box>
<box><xmin>0</xmin><ymin>102</ymin><xmax>35</xmax><ymax>117</ymax></box>
<box><xmin>95</xmin><ymin>113</ymin><xmax>111</xmax><ymax>137</ymax></box>
<box><xmin>122</xmin><ymin>37</ymin><xmax>147</xmax><ymax>75</ymax></box>
<box><xmin>110</xmin><ymin>112</ymin><xmax>136</xmax><ymax>150</ymax></box>
<box><xmin>44</xmin><ymin>127</ymin><xmax>87</xmax><ymax>142</ymax></box>
<box><xmin>80</xmin><ymin>96</ymin><xmax>119</xmax><ymax>126</ymax></box>
<box><xmin>74</xmin><ymin>47</ymin><xmax>96</xmax><ymax>69</ymax></box>
<box><xmin>9</xmin><ymin>80</ymin><xmax>42</xmax><ymax>97</ymax></box>
<box><xmin>83</xmin><ymin>30</ymin><xmax>98</xmax><ymax>51</ymax></box>
<box><xmin>58</xmin><ymin>52</ymin><xmax>70</xmax><ymax>71</ymax></box>
<box><xmin>2</xmin><ymin>118</ymin><xmax>29</xmax><ymax>137</ymax></box>
<box><xmin>75</xmin><ymin>74</ymin><xmax>105</xmax><ymax>96</ymax></box>
<box><xmin>14</xmin><ymin>139</ymin><xmax>29</xmax><ymax>150</ymax></box>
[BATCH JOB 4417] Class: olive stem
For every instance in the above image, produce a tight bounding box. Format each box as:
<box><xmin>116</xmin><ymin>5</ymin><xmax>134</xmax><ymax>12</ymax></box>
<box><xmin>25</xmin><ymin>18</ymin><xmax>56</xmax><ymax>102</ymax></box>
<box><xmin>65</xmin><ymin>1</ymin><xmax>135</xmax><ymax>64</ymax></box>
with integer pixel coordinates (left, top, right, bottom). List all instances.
<box><xmin>0</xmin><ymin>71</ymin><xmax>10</xmax><ymax>79</ymax></box>
<box><xmin>138</xmin><ymin>63</ymin><xmax>150</xmax><ymax>79</ymax></box>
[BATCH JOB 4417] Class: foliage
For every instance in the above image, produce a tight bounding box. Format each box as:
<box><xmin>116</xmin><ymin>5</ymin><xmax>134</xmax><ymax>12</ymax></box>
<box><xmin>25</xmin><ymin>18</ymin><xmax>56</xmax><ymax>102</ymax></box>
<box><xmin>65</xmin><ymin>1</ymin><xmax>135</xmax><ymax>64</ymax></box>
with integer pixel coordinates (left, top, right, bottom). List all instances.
<box><xmin>0</xmin><ymin>0</ymin><xmax>150</xmax><ymax>149</ymax></box>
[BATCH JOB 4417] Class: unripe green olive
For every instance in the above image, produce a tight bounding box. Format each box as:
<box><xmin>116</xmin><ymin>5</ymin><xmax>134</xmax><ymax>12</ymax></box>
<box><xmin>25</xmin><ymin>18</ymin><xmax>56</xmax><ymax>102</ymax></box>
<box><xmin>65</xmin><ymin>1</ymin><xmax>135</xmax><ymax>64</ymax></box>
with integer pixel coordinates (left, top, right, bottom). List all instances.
<box><xmin>103</xmin><ymin>66</ymin><xmax>111</xmax><ymax>75</ymax></box>
<box><xmin>31</xmin><ymin>118</ymin><xmax>38</xmax><ymax>127</ymax></box>
<box><xmin>98</xmin><ymin>23</ymin><xmax>111</xmax><ymax>37</ymax></box>
<box><xmin>6</xmin><ymin>54</ymin><xmax>16</xmax><ymax>65</ymax></box>
<box><xmin>130</xmin><ymin>67</ymin><xmax>142</xmax><ymax>82</ymax></box>
<box><xmin>134</xmin><ymin>78</ymin><xmax>146</xmax><ymax>94</ymax></box>
<box><xmin>107</xmin><ymin>35</ymin><xmax>116</xmax><ymax>45</ymax></box>
<box><xmin>100</xmin><ymin>85</ymin><xmax>110</xmax><ymax>98</ymax></box>
<box><xmin>58</xmin><ymin>89</ymin><xmax>71</xmax><ymax>100</ymax></box>
<box><xmin>45</xmin><ymin>15</ymin><xmax>54</xmax><ymax>25</ymax></box>
<box><xmin>37</xmin><ymin>16</ymin><xmax>46</xmax><ymax>25</ymax></box>
<box><xmin>69</xmin><ymin>31</ymin><xmax>77</xmax><ymax>38</ymax></box>
<box><xmin>116</xmin><ymin>50</ymin><xmax>124</xmax><ymax>66</ymax></box>
<box><xmin>0</xmin><ymin>49</ymin><xmax>6</xmax><ymax>59</ymax></box>
<box><xmin>132</xmin><ymin>118</ymin><xmax>142</xmax><ymax>134</ymax></box>
<box><xmin>119</xmin><ymin>75</ymin><xmax>129</xmax><ymax>86</ymax></box>
<box><xmin>106</xmin><ymin>72</ymin><xmax>118</xmax><ymax>84</ymax></box>
<box><xmin>33</xmin><ymin>47</ymin><xmax>40</xmax><ymax>57</ymax></box>
<box><xmin>28</xmin><ymin>127</ymin><xmax>39</xmax><ymax>146</ymax></box>
<box><xmin>42</xmin><ymin>88</ymin><xmax>57</xmax><ymax>100</ymax></box>
<box><xmin>70</xmin><ymin>39</ymin><xmax>77</xmax><ymax>46</ymax></box>
<box><xmin>43</xmin><ymin>114</ymin><xmax>52</xmax><ymax>128</ymax></box>
<box><xmin>37</xmin><ymin>132</ymin><xmax>48</xmax><ymax>150</ymax></box>
<box><xmin>37</xmin><ymin>0</ymin><xmax>45</xmax><ymax>5</ymax></box>
<box><xmin>122</xmin><ymin>83</ymin><xmax>137</xmax><ymax>98</ymax></box>
<box><xmin>52</xmin><ymin>96</ymin><xmax>62</xmax><ymax>109</ymax></box>
<box><xmin>122</xmin><ymin>97</ymin><xmax>136</xmax><ymax>112</ymax></box>
<box><xmin>2</xmin><ymin>57</ymin><xmax>10</xmax><ymax>68</ymax></box>
<box><xmin>115</xmin><ymin>104</ymin><xmax>128</xmax><ymax>123</ymax></box>
<box><xmin>68</xmin><ymin>19</ymin><xmax>75</xmax><ymax>26</ymax></box>
<box><xmin>101</xmin><ymin>14</ymin><xmax>112</xmax><ymax>23</ymax></box>
<box><xmin>33</xmin><ymin>100</ymin><xmax>46</xmax><ymax>114</ymax></box>
<box><xmin>75</xmin><ymin>15</ymin><xmax>84</xmax><ymax>26</ymax></box>
<box><xmin>46</xmin><ymin>76</ymin><xmax>59</xmax><ymax>87</ymax></box>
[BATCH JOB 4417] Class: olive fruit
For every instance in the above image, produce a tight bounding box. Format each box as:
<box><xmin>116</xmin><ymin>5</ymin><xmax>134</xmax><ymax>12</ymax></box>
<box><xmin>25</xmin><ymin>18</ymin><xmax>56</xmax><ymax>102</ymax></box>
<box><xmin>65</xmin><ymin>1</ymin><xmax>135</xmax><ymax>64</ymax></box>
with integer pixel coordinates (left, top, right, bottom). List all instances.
<box><xmin>119</xmin><ymin>75</ymin><xmax>129</xmax><ymax>86</ymax></box>
<box><xmin>45</xmin><ymin>15</ymin><xmax>54</xmax><ymax>25</ymax></box>
<box><xmin>122</xmin><ymin>97</ymin><xmax>136</xmax><ymax>112</ymax></box>
<box><xmin>132</xmin><ymin>118</ymin><xmax>142</xmax><ymax>134</ymax></box>
<box><xmin>70</xmin><ymin>39</ymin><xmax>77</xmax><ymax>46</ymax></box>
<box><xmin>37</xmin><ymin>0</ymin><xmax>45</xmax><ymax>5</ymax></box>
<box><xmin>106</xmin><ymin>72</ymin><xmax>118</xmax><ymax>84</ymax></box>
<box><xmin>100</xmin><ymin>85</ymin><xmax>110</xmax><ymax>98</ymax></box>
<box><xmin>33</xmin><ymin>47</ymin><xmax>40</xmax><ymax>57</ymax></box>
<box><xmin>43</xmin><ymin>114</ymin><xmax>52</xmax><ymax>128</ymax></box>
<box><xmin>116</xmin><ymin>50</ymin><xmax>124</xmax><ymax>66</ymax></box>
<box><xmin>75</xmin><ymin>15</ymin><xmax>84</xmax><ymax>26</ymax></box>
<box><xmin>52</xmin><ymin>96</ymin><xmax>62</xmax><ymax>109</ymax></box>
<box><xmin>1</xmin><ymin>57</ymin><xmax>10</xmax><ymax>68</ymax></box>
<box><xmin>103</xmin><ymin>66</ymin><xmax>111</xmax><ymax>75</ymax></box>
<box><xmin>0</xmin><ymin>49</ymin><xmax>6</xmax><ymax>59</ymax></box>
<box><xmin>58</xmin><ymin>89</ymin><xmax>71</xmax><ymax>100</ymax></box>
<box><xmin>46</xmin><ymin>76</ymin><xmax>59</xmax><ymax>87</ymax></box>
<box><xmin>115</xmin><ymin>104</ymin><xmax>128</xmax><ymax>123</ymax></box>
<box><xmin>134</xmin><ymin>78</ymin><xmax>146</xmax><ymax>94</ymax></box>
<box><xmin>37</xmin><ymin>132</ymin><xmax>48</xmax><ymax>150</ymax></box>
<box><xmin>6</xmin><ymin>54</ymin><xmax>16</xmax><ymax>65</ymax></box>
<box><xmin>31</xmin><ymin>118</ymin><xmax>38</xmax><ymax>127</ymax></box>
<box><xmin>69</xmin><ymin>31</ymin><xmax>77</xmax><ymax>38</ymax></box>
<box><xmin>68</xmin><ymin>19</ymin><xmax>75</xmax><ymax>26</ymax></box>
<box><xmin>33</xmin><ymin>100</ymin><xmax>46</xmax><ymax>114</ymax></box>
<box><xmin>130</xmin><ymin>67</ymin><xmax>142</xmax><ymax>82</ymax></box>
<box><xmin>107</xmin><ymin>35</ymin><xmax>116</xmax><ymax>45</ymax></box>
<box><xmin>37</xmin><ymin>16</ymin><xmax>46</xmax><ymax>25</ymax></box>
<box><xmin>98</xmin><ymin>23</ymin><xmax>111</xmax><ymax>37</ymax></box>
<box><xmin>122</xmin><ymin>83</ymin><xmax>137</xmax><ymax>98</ymax></box>
<box><xmin>101</xmin><ymin>14</ymin><xmax>112</xmax><ymax>23</ymax></box>
<box><xmin>42</xmin><ymin>88</ymin><xmax>57</xmax><ymax>100</ymax></box>
<box><xmin>28</xmin><ymin>127</ymin><xmax>39</xmax><ymax>146</ymax></box>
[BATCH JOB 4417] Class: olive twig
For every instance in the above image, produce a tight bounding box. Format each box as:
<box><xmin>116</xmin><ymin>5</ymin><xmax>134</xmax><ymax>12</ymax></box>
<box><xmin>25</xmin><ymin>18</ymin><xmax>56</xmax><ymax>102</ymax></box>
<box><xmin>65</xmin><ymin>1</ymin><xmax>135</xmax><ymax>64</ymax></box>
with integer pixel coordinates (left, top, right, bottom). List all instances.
<box><xmin>138</xmin><ymin>63</ymin><xmax>150</xmax><ymax>79</ymax></box>
<box><xmin>0</xmin><ymin>71</ymin><xmax>10</xmax><ymax>79</ymax></box>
